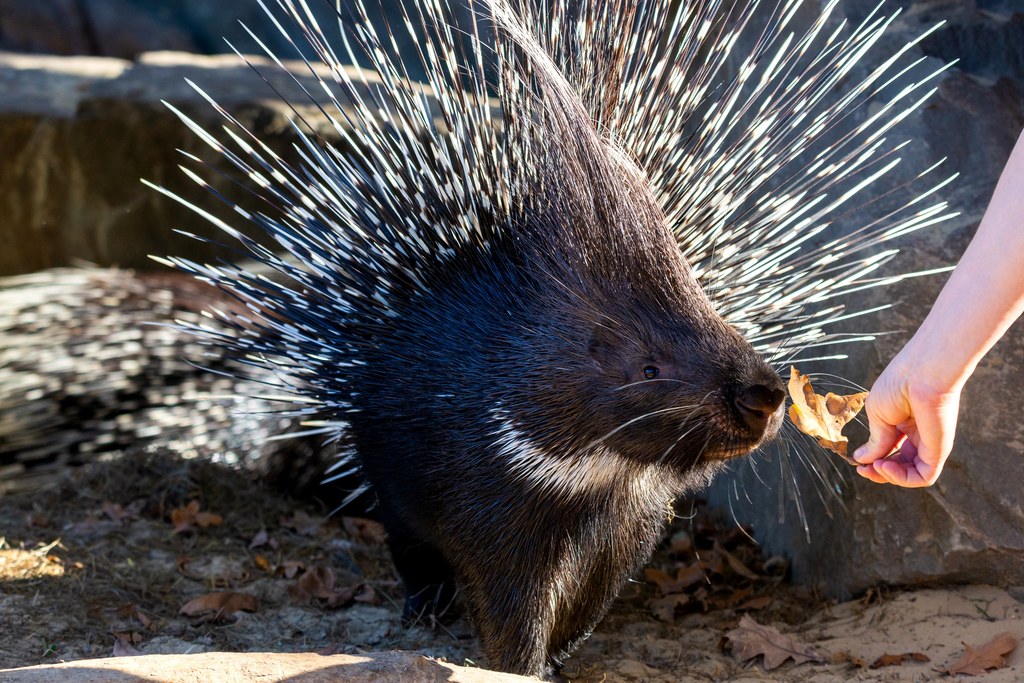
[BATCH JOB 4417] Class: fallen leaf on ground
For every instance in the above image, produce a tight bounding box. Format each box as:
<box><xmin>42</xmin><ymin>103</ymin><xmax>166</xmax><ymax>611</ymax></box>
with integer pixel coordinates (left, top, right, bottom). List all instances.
<box><xmin>645</xmin><ymin>565</ymin><xmax>705</xmax><ymax>595</ymax></box>
<box><xmin>870</xmin><ymin>652</ymin><xmax>929</xmax><ymax>668</ymax></box>
<box><xmin>290</xmin><ymin>566</ymin><xmax>363</xmax><ymax>608</ymax></box>
<box><xmin>179</xmin><ymin>591</ymin><xmax>258</xmax><ymax>623</ymax></box>
<box><xmin>649</xmin><ymin>593</ymin><xmax>690</xmax><ymax>622</ymax></box>
<box><xmin>281</xmin><ymin>511</ymin><xmax>323</xmax><ymax>536</ymax></box>
<box><xmin>116</xmin><ymin>604</ymin><xmax>153</xmax><ymax>630</ymax></box>
<box><xmin>725</xmin><ymin>614</ymin><xmax>825</xmax><ymax>670</ymax></box>
<box><xmin>342</xmin><ymin>517</ymin><xmax>388</xmax><ymax>544</ymax></box>
<box><xmin>249</xmin><ymin>528</ymin><xmax>278</xmax><ymax>550</ymax></box>
<box><xmin>787</xmin><ymin>367</ymin><xmax>867</xmax><ymax>463</ymax></box>
<box><xmin>353</xmin><ymin>584</ymin><xmax>377</xmax><ymax>604</ymax></box>
<box><xmin>170</xmin><ymin>500</ymin><xmax>223</xmax><ymax>533</ymax></box>
<box><xmin>832</xmin><ymin>651</ymin><xmax>867</xmax><ymax>668</ymax></box>
<box><xmin>947</xmin><ymin>632</ymin><xmax>1017</xmax><ymax>676</ymax></box>
<box><xmin>277</xmin><ymin>560</ymin><xmax>306</xmax><ymax>579</ymax></box>
<box><xmin>102</xmin><ymin>501</ymin><xmax>139</xmax><ymax>523</ymax></box>
<box><xmin>669</xmin><ymin>531</ymin><xmax>692</xmax><ymax>554</ymax></box>
<box><xmin>717</xmin><ymin>542</ymin><xmax>760</xmax><ymax>580</ymax></box>
<box><xmin>736</xmin><ymin>596</ymin><xmax>772</xmax><ymax>611</ymax></box>
<box><xmin>111</xmin><ymin>632</ymin><xmax>143</xmax><ymax>657</ymax></box>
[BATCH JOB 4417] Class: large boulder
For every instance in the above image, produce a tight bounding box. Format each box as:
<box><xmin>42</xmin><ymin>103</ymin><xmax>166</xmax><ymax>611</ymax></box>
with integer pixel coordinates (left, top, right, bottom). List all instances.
<box><xmin>0</xmin><ymin>50</ymin><xmax>393</xmax><ymax>275</ymax></box>
<box><xmin>708</xmin><ymin>0</ymin><xmax>1024</xmax><ymax>594</ymax></box>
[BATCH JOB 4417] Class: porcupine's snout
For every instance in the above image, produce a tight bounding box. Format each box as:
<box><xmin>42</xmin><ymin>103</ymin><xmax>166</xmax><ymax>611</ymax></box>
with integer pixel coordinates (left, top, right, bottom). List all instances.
<box><xmin>733</xmin><ymin>382</ymin><xmax>786</xmax><ymax>435</ymax></box>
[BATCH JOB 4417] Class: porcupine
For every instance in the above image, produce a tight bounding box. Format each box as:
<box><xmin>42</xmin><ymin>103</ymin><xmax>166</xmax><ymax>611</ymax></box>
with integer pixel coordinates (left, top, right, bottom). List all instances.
<box><xmin>0</xmin><ymin>0</ymin><xmax>957</xmax><ymax>676</ymax></box>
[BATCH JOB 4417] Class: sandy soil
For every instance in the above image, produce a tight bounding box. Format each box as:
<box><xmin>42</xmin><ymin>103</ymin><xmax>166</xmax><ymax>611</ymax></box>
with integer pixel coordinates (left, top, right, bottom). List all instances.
<box><xmin>1</xmin><ymin>452</ymin><xmax>1021</xmax><ymax>681</ymax></box>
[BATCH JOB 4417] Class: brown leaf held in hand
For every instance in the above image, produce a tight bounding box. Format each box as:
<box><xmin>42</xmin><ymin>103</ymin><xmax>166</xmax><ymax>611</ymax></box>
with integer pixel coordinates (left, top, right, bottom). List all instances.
<box><xmin>787</xmin><ymin>367</ymin><xmax>867</xmax><ymax>464</ymax></box>
<box><xmin>725</xmin><ymin>614</ymin><xmax>825</xmax><ymax>670</ymax></box>
<box><xmin>947</xmin><ymin>632</ymin><xmax>1017</xmax><ymax>676</ymax></box>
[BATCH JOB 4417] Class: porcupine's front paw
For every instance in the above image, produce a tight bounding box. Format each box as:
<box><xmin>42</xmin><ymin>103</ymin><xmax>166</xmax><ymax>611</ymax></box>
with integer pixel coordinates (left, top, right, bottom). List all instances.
<box><xmin>386</xmin><ymin>525</ymin><xmax>460</xmax><ymax>625</ymax></box>
<box><xmin>400</xmin><ymin>576</ymin><xmax>459</xmax><ymax>625</ymax></box>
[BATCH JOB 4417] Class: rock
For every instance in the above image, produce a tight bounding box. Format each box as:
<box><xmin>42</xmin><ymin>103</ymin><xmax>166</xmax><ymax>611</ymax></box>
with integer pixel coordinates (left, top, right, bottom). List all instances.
<box><xmin>707</xmin><ymin>0</ymin><xmax>1024</xmax><ymax>595</ymax></box>
<box><xmin>0</xmin><ymin>1</ymin><xmax>471</xmax><ymax>76</ymax></box>
<box><xmin>0</xmin><ymin>651</ymin><xmax>539</xmax><ymax>682</ymax></box>
<box><xmin>0</xmin><ymin>51</ymin><xmax>390</xmax><ymax>276</ymax></box>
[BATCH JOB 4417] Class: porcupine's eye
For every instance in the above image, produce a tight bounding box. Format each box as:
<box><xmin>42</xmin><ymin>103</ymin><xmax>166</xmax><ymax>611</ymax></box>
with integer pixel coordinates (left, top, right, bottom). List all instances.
<box><xmin>642</xmin><ymin>365</ymin><xmax>660</xmax><ymax>380</ymax></box>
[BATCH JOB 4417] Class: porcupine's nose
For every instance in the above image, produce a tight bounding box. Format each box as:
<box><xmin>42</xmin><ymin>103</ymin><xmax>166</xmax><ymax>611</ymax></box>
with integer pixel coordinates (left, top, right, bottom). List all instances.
<box><xmin>734</xmin><ymin>384</ymin><xmax>786</xmax><ymax>434</ymax></box>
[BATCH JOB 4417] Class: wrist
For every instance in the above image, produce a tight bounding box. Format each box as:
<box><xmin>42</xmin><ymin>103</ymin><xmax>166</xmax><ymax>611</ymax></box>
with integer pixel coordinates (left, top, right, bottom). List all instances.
<box><xmin>893</xmin><ymin>331</ymin><xmax>973</xmax><ymax>395</ymax></box>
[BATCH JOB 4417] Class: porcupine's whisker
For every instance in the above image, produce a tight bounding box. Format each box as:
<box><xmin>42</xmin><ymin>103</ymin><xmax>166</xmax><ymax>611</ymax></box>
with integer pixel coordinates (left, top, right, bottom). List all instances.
<box><xmin>584</xmin><ymin>403</ymin><xmax>705</xmax><ymax>451</ymax></box>
<box><xmin>807</xmin><ymin>372</ymin><xmax>870</xmax><ymax>393</ymax></box>
<box><xmin>658</xmin><ymin>417</ymin><xmax>708</xmax><ymax>465</ymax></box>
<box><xmin>660</xmin><ymin>389</ymin><xmax>721</xmax><ymax>460</ymax></box>
<box><xmin>614</xmin><ymin>377</ymin><xmax>697</xmax><ymax>392</ymax></box>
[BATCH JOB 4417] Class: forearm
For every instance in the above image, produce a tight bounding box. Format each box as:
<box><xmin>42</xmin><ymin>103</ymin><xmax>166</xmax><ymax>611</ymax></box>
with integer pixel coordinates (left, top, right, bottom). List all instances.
<box><xmin>900</xmin><ymin>129</ymin><xmax>1024</xmax><ymax>392</ymax></box>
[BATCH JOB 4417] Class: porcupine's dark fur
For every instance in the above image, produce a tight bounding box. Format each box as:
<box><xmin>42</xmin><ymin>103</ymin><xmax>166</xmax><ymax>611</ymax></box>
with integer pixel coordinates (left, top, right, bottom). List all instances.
<box><xmin>1</xmin><ymin>0</ymin><xmax>957</xmax><ymax>677</ymax></box>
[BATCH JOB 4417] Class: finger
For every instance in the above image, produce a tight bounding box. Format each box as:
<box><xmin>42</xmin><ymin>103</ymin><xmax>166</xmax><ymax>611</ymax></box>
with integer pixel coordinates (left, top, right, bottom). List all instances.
<box><xmin>872</xmin><ymin>457</ymin><xmax>934</xmax><ymax>488</ymax></box>
<box><xmin>853</xmin><ymin>400</ymin><xmax>903</xmax><ymax>464</ymax></box>
<box><xmin>901</xmin><ymin>392</ymin><xmax>958</xmax><ymax>486</ymax></box>
<box><xmin>856</xmin><ymin>464</ymin><xmax>889</xmax><ymax>484</ymax></box>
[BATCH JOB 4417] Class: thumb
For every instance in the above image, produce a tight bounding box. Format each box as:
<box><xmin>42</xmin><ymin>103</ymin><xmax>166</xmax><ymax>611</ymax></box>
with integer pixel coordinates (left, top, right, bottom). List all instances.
<box><xmin>853</xmin><ymin>400</ymin><xmax>902</xmax><ymax>464</ymax></box>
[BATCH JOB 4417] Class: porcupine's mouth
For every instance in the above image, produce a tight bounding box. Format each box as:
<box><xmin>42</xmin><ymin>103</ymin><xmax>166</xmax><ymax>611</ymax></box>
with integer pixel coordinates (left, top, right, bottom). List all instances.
<box><xmin>702</xmin><ymin>400</ymin><xmax>785</xmax><ymax>461</ymax></box>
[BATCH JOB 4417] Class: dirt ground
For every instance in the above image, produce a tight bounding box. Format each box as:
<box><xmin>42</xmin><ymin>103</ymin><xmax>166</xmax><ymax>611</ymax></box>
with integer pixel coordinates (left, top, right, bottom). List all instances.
<box><xmin>1</xmin><ymin>452</ymin><xmax>1022</xmax><ymax>681</ymax></box>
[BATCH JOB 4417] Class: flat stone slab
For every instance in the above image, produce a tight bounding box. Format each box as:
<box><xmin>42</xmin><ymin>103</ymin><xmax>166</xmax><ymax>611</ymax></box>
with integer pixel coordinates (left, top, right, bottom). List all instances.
<box><xmin>0</xmin><ymin>651</ymin><xmax>538</xmax><ymax>682</ymax></box>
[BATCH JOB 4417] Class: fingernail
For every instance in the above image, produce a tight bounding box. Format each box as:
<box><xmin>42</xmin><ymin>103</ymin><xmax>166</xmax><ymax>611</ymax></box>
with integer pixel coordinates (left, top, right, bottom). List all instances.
<box><xmin>853</xmin><ymin>446</ymin><xmax>866</xmax><ymax>462</ymax></box>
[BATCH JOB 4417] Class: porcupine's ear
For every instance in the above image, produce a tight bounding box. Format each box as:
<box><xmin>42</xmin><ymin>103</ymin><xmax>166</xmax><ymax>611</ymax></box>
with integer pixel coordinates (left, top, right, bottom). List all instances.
<box><xmin>587</xmin><ymin>324</ymin><xmax>621</xmax><ymax>369</ymax></box>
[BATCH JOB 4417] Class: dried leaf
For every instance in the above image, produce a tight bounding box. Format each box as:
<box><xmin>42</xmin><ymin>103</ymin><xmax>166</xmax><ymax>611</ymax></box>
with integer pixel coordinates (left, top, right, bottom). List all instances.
<box><xmin>111</xmin><ymin>632</ymin><xmax>143</xmax><ymax>657</ymax></box>
<box><xmin>342</xmin><ymin>517</ymin><xmax>387</xmax><ymax>545</ymax></box>
<box><xmin>787</xmin><ymin>367</ymin><xmax>867</xmax><ymax>463</ymax></box>
<box><xmin>175</xmin><ymin>556</ymin><xmax>194</xmax><ymax>576</ymax></box>
<box><xmin>194</xmin><ymin>511</ymin><xmax>223</xmax><ymax>528</ymax></box>
<box><xmin>353</xmin><ymin>584</ymin><xmax>378</xmax><ymax>604</ymax></box>
<box><xmin>254</xmin><ymin>554</ymin><xmax>272</xmax><ymax>572</ymax></box>
<box><xmin>831</xmin><ymin>651</ymin><xmax>867</xmax><ymax>668</ymax></box>
<box><xmin>726</xmin><ymin>614</ymin><xmax>825</xmax><ymax>670</ymax></box>
<box><xmin>718</xmin><ymin>543</ymin><xmax>759</xmax><ymax>580</ymax></box>
<box><xmin>870</xmin><ymin>652</ymin><xmax>929</xmax><ymax>668</ymax></box>
<box><xmin>179</xmin><ymin>591</ymin><xmax>258</xmax><ymax>622</ymax></box>
<box><xmin>645</xmin><ymin>565</ymin><xmax>705</xmax><ymax>595</ymax></box>
<box><xmin>290</xmin><ymin>566</ymin><xmax>359</xmax><ymax>608</ymax></box>
<box><xmin>116</xmin><ymin>604</ymin><xmax>153</xmax><ymax>630</ymax></box>
<box><xmin>102</xmin><ymin>502</ymin><xmax>132</xmax><ymax>523</ymax></box>
<box><xmin>249</xmin><ymin>529</ymin><xmax>278</xmax><ymax>550</ymax></box>
<box><xmin>170</xmin><ymin>500</ymin><xmax>222</xmax><ymax>533</ymax></box>
<box><xmin>669</xmin><ymin>531</ymin><xmax>692</xmax><ymax>554</ymax></box>
<box><xmin>736</xmin><ymin>596</ymin><xmax>772</xmax><ymax>611</ymax></box>
<box><xmin>134</xmin><ymin>609</ymin><xmax>154</xmax><ymax>630</ymax></box>
<box><xmin>277</xmin><ymin>560</ymin><xmax>306</xmax><ymax>579</ymax></box>
<box><xmin>649</xmin><ymin>594</ymin><xmax>690</xmax><ymax>622</ymax></box>
<box><xmin>281</xmin><ymin>511</ymin><xmax>323</xmax><ymax>536</ymax></box>
<box><xmin>947</xmin><ymin>632</ymin><xmax>1017</xmax><ymax>676</ymax></box>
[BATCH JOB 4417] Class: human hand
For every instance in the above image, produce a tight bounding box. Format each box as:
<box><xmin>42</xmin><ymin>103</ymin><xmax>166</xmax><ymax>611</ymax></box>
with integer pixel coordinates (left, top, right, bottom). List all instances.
<box><xmin>852</xmin><ymin>353</ymin><xmax>961</xmax><ymax>487</ymax></box>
